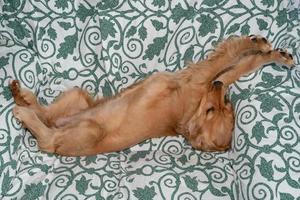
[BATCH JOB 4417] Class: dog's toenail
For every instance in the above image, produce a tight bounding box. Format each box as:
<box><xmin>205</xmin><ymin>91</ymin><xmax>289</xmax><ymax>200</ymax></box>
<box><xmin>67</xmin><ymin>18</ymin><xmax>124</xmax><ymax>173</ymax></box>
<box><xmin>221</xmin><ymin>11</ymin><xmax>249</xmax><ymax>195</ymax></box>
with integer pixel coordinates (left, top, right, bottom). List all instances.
<box><xmin>250</xmin><ymin>37</ymin><xmax>257</xmax><ymax>42</ymax></box>
<box><xmin>279</xmin><ymin>51</ymin><xmax>286</xmax><ymax>56</ymax></box>
<box><xmin>290</xmin><ymin>65</ymin><xmax>295</xmax><ymax>69</ymax></box>
<box><xmin>262</xmin><ymin>37</ymin><xmax>267</xmax><ymax>43</ymax></box>
<box><xmin>276</xmin><ymin>48</ymin><xmax>284</xmax><ymax>52</ymax></box>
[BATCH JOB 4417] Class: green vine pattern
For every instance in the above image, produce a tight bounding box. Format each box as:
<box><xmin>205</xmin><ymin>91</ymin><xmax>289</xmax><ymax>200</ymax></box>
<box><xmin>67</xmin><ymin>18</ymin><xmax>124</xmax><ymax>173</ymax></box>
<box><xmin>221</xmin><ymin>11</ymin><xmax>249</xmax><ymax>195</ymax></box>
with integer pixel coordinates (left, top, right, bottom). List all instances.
<box><xmin>0</xmin><ymin>0</ymin><xmax>299</xmax><ymax>199</ymax></box>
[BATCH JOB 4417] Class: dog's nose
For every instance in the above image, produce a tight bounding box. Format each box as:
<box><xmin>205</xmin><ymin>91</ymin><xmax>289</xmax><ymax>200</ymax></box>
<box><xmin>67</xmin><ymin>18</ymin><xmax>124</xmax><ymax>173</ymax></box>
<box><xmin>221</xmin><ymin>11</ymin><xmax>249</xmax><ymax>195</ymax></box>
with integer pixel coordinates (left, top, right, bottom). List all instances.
<box><xmin>212</xmin><ymin>81</ymin><xmax>223</xmax><ymax>88</ymax></box>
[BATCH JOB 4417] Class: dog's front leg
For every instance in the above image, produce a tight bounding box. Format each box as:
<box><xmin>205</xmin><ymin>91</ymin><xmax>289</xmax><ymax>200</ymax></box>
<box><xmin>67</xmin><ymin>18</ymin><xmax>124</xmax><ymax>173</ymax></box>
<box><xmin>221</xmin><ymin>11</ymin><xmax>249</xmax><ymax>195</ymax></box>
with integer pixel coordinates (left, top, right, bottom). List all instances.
<box><xmin>214</xmin><ymin>49</ymin><xmax>294</xmax><ymax>87</ymax></box>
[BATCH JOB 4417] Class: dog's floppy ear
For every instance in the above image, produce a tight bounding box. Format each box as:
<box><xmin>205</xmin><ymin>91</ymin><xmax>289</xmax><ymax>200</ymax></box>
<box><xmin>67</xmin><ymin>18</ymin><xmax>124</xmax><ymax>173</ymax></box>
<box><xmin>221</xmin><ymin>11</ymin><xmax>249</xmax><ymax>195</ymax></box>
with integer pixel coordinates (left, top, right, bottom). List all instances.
<box><xmin>186</xmin><ymin>81</ymin><xmax>225</xmax><ymax>142</ymax></box>
<box><xmin>187</xmin><ymin>96</ymin><xmax>207</xmax><ymax>138</ymax></box>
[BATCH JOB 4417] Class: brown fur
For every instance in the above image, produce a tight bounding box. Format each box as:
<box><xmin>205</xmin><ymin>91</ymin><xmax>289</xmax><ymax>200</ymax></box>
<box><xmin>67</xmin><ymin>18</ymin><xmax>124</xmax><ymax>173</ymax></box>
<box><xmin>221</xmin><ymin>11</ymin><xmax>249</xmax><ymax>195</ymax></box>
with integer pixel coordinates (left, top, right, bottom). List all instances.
<box><xmin>10</xmin><ymin>35</ymin><xmax>294</xmax><ymax>156</ymax></box>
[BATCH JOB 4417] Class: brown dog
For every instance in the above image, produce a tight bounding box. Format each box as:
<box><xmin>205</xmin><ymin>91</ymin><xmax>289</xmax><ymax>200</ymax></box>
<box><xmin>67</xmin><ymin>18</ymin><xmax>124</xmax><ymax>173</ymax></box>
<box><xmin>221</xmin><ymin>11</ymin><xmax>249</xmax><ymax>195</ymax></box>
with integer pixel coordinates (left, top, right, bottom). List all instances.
<box><xmin>10</xmin><ymin>35</ymin><xmax>294</xmax><ymax>156</ymax></box>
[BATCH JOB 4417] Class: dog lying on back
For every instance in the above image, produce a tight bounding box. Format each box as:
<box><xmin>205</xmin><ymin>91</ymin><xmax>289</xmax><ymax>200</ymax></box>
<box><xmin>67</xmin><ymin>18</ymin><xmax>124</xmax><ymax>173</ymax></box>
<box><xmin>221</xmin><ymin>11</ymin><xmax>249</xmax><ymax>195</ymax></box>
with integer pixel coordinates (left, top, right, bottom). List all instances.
<box><xmin>10</xmin><ymin>35</ymin><xmax>294</xmax><ymax>156</ymax></box>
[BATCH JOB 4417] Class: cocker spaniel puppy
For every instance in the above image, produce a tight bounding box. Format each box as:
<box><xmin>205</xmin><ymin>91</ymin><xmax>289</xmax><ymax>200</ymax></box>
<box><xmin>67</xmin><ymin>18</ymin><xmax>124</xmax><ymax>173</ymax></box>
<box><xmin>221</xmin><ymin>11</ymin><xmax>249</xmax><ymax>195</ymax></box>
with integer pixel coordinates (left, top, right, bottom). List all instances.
<box><xmin>10</xmin><ymin>35</ymin><xmax>294</xmax><ymax>156</ymax></box>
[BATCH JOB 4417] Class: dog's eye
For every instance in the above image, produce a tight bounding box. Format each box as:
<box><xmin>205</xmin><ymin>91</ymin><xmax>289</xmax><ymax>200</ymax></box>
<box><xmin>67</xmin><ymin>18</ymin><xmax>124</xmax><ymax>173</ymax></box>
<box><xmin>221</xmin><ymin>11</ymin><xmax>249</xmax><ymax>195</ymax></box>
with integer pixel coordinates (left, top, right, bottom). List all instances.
<box><xmin>206</xmin><ymin>107</ymin><xmax>215</xmax><ymax>114</ymax></box>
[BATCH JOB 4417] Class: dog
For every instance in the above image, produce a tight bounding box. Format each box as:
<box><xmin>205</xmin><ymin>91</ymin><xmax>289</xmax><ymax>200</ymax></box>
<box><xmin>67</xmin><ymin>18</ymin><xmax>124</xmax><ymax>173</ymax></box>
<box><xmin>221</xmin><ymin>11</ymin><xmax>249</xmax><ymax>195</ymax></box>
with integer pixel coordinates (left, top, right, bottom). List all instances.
<box><xmin>10</xmin><ymin>35</ymin><xmax>294</xmax><ymax>156</ymax></box>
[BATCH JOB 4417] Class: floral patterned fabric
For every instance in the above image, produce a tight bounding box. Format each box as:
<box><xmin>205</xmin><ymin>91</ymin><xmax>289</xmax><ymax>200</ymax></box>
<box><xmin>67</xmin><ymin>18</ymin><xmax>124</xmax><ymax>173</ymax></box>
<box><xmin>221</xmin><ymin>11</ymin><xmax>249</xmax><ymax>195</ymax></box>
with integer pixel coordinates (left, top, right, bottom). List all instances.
<box><xmin>0</xmin><ymin>0</ymin><xmax>299</xmax><ymax>199</ymax></box>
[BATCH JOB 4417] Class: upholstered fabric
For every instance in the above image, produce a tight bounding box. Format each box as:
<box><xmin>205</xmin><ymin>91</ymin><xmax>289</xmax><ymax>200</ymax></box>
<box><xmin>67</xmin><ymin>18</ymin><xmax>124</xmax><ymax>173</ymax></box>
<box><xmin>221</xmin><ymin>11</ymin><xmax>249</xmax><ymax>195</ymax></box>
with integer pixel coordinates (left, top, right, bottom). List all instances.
<box><xmin>0</xmin><ymin>0</ymin><xmax>299</xmax><ymax>199</ymax></box>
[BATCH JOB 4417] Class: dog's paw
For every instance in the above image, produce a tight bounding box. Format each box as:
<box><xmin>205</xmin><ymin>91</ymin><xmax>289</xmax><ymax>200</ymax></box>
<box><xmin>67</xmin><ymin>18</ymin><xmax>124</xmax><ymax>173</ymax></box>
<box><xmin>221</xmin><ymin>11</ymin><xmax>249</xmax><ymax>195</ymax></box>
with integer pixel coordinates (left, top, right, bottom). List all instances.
<box><xmin>271</xmin><ymin>48</ymin><xmax>295</xmax><ymax>68</ymax></box>
<box><xmin>9</xmin><ymin>80</ymin><xmax>37</xmax><ymax>106</ymax></box>
<box><xmin>9</xmin><ymin>80</ymin><xmax>21</xmax><ymax>97</ymax></box>
<box><xmin>19</xmin><ymin>89</ymin><xmax>37</xmax><ymax>105</ymax></box>
<box><xmin>13</xmin><ymin>106</ymin><xmax>24</xmax><ymax>122</ymax></box>
<box><xmin>248</xmin><ymin>35</ymin><xmax>272</xmax><ymax>52</ymax></box>
<box><xmin>12</xmin><ymin>106</ymin><xmax>35</xmax><ymax>124</ymax></box>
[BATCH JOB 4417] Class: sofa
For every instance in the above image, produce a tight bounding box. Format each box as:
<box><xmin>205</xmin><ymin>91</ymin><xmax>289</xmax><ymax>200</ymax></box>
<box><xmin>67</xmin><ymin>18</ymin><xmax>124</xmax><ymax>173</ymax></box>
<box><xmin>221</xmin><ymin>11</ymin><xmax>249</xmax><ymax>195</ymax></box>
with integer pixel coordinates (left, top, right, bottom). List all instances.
<box><xmin>0</xmin><ymin>0</ymin><xmax>299</xmax><ymax>199</ymax></box>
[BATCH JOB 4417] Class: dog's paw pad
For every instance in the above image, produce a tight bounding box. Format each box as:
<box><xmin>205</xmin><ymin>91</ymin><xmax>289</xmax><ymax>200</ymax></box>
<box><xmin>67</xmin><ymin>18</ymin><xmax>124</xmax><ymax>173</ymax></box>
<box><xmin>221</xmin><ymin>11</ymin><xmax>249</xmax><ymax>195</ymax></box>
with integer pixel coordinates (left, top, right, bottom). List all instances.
<box><xmin>272</xmin><ymin>49</ymin><xmax>295</xmax><ymax>67</ymax></box>
<box><xmin>13</xmin><ymin>106</ymin><xmax>23</xmax><ymax>122</ymax></box>
<box><xmin>248</xmin><ymin>35</ymin><xmax>272</xmax><ymax>52</ymax></box>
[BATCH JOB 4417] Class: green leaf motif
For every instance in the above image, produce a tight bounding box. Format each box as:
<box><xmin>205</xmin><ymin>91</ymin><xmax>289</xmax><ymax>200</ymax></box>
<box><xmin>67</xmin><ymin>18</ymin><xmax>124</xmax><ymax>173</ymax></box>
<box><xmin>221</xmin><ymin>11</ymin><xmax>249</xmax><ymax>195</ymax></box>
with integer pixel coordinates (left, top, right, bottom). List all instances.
<box><xmin>286</xmin><ymin>176</ymin><xmax>300</xmax><ymax>189</ymax></box>
<box><xmin>178</xmin><ymin>154</ymin><xmax>188</xmax><ymax>165</ymax></box>
<box><xmin>171</xmin><ymin>4</ymin><xmax>186</xmax><ymax>24</ymax></box>
<box><xmin>1</xmin><ymin>171</ymin><xmax>13</xmax><ymax>195</ymax></box>
<box><xmin>47</xmin><ymin>27</ymin><xmax>57</xmax><ymax>40</ymax></box>
<box><xmin>12</xmin><ymin>135</ymin><xmax>21</xmax><ymax>154</ymax></box>
<box><xmin>197</xmin><ymin>14</ymin><xmax>218</xmax><ymax>37</ymax></box>
<box><xmin>294</xmin><ymin>103</ymin><xmax>300</xmax><ymax>113</ymax></box>
<box><xmin>143</xmin><ymin>36</ymin><xmax>167</xmax><ymax>60</ymax></box>
<box><xmin>101</xmin><ymin>80</ymin><xmax>113</xmax><ymax>97</ymax></box>
<box><xmin>231</xmin><ymin>88</ymin><xmax>251</xmax><ymax>106</ymax></box>
<box><xmin>256</xmin><ymin>72</ymin><xmax>283</xmax><ymax>88</ymax></box>
<box><xmin>7</xmin><ymin>20</ymin><xmax>30</xmax><ymax>40</ymax></box>
<box><xmin>77</xmin><ymin>4</ymin><xmax>95</xmax><ymax>22</ymax></box>
<box><xmin>152</xmin><ymin>0</ymin><xmax>165</xmax><ymax>8</ymax></box>
<box><xmin>272</xmin><ymin>113</ymin><xmax>285</xmax><ymax>125</ymax></box>
<box><xmin>21</xmin><ymin>183</ymin><xmax>47</xmax><ymax>200</ymax></box>
<box><xmin>276</xmin><ymin>9</ymin><xmax>288</xmax><ymax>27</ymax></box>
<box><xmin>56</xmin><ymin>33</ymin><xmax>78</xmax><ymax>59</ymax></box>
<box><xmin>39</xmin><ymin>97</ymin><xmax>49</xmax><ymax>106</ymax></box>
<box><xmin>2</xmin><ymin>86</ymin><xmax>12</xmax><ymax>101</ymax></box>
<box><xmin>256</xmin><ymin>93</ymin><xmax>284</xmax><ymax>113</ymax></box>
<box><xmin>3</xmin><ymin>0</ymin><xmax>21</xmax><ymax>12</ymax></box>
<box><xmin>183</xmin><ymin>175</ymin><xmax>198</xmax><ymax>192</ymax></box>
<box><xmin>151</xmin><ymin>19</ymin><xmax>163</xmax><ymax>31</ymax></box>
<box><xmin>226</xmin><ymin>23</ymin><xmax>240</xmax><ymax>34</ymax></box>
<box><xmin>261</xmin><ymin>0</ymin><xmax>274</xmax><ymax>8</ymax></box>
<box><xmin>38</xmin><ymin>27</ymin><xmax>46</xmax><ymax>40</ymax></box>
<box><xmin>36</xmin><ymin>63</ymin><xmax>42</xmax><ymax>76</ymax></box>
<box><xmin>210</xmin><ymin>186</ymin><xmax>226</xmax><ymax>197</ymax></box>
<box><xmin>0</xmin><ymin>56</ymin><xmax>9</xmax><ymax>68</ymax></box>
<box><xmin>288</xmin><ymin>9</ymin><xmax>298</xmax><ymax>21</ymax></box>
<box><xmin>257</xmin><ymin>157</ymin><xmax>274</xmax><ymax>181</ymax></box>
<box><xmin>58</xmin><ymin>22</ymin><xmax>72</xmax><ymax>30</ymax></box>
<box><xmin>256</xmin><ymin>18</ymin><xmax>268</xmax><ymax>30</ymax></box>
<box><xmin>251</xmin><ymin>121</ymin><xmax>267</xmax><ymax>143</ymax></box>
<box><xmin>279</xmin><ymin>192</ymin><xmax>295</xmax><ymax>200</ymax></box>
<box><xmin>129</xmin><ymin>151</ymin><xmax>149</xmax><ymax>163</ymax></box>
<box><xmin>84</xmin><ymin>156</ymin><xmax>97</xmax><ymax>165</ymax></box>
<box><xmin>138</xmin><ymin>26</ymin><xmax>147</xmax><ymax>41</ymax></box>
<box><xmin>183</xmin><ymin>46</ymin><xmax>194</xmax><ymax>62</ymax></box>
<box><xmin>202</xmin><ymin>0</ymin><xmax>223</xmax><ymax>6</ymax></box>
<box><xmin>100</xmin><ymin>19</ymin><xmax>117</xmax><ymax>40</ymax></box>
<box><xmin>126</xmin><ymin>26</ymin><xmax>137</xmax><ymax>38</ymax></box>
<box><xmin>171</xmin><ymin>4</ymin><xmax>195</xmax><ymax>24</ymax></box>
<box><xmin>76</xmin><ymin>176</ymin><xmax>91</xmax><ymax>195</ymax></box>
<box><xmin>97</xmin><ymin>0</ymin><xmax>119</xmax><ymax>10</ymax></box>
<box><xmin>38</xmin><ymin>164</ymin><xmax>51</xmax><ymax>173</ymax></box>
<box><xmin>241</xmin><ymin>24</ymin><xmax>250</xmax><ymax>35</ymax></box>
<box><xmin>55</xmin><ymin>0</ymin><xmax>69</xmax><ymax>9</ymax></box>
<box><xmin>133</xmin><ymin>186</ymin><xmax>157</xmax><ymax>200</ymax></box>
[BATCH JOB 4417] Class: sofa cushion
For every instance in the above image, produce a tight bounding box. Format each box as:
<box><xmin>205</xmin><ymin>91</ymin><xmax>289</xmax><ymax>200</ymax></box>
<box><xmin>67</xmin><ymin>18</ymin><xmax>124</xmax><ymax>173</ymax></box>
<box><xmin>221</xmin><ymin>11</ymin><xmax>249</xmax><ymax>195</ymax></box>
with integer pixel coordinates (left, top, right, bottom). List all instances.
<box><xmin>0</xmin><ymin>0</ymin><xmax>299</xmax><ymax>199</ymax></box>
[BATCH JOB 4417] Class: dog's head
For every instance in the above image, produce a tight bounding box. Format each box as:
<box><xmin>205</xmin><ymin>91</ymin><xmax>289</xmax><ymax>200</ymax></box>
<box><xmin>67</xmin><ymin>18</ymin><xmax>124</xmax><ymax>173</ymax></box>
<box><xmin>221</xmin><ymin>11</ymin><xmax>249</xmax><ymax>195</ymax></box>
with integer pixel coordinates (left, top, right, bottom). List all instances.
<box><xmin>187</xmin><ymin>81</ymin><xmax>234</xmax><ymax>151</ymax></box>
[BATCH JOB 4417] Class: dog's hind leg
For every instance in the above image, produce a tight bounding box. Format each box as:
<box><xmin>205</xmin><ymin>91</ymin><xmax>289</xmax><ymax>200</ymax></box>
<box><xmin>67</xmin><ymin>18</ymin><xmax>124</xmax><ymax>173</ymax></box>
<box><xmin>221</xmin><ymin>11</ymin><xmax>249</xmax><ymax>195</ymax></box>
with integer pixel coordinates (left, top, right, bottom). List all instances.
<box><xmin>10</xmin><ymin>80</ymin><xmax>95</xmax><ymax>127</ymax></box>
<box><xmin>51</xmin><ymin>119</ymin><xmax>105</xmax><ymax>156</ymax></box>
<box><xmin>12</xmin><ymin>106</ymin><xmax>54</xmax><ymax>151</ymax></box>
<box><xmin>12</xmin><ymin>106</ymin><xmax>105</xmax><ymax>156</ymax></box>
